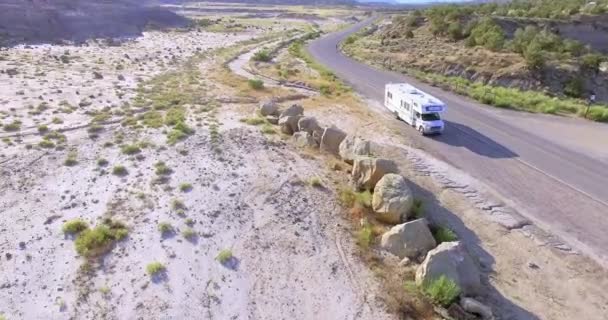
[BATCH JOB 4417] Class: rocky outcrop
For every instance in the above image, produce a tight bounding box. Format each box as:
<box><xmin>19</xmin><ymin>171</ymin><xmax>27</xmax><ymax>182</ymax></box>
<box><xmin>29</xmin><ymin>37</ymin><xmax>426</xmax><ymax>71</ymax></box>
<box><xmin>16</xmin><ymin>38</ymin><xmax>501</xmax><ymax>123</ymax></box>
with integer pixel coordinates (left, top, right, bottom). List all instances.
<box><xmin>320</xmin><ymin>127</ymin><xmax>347</xmax><ymax>155</ymax></box>
<box><xmin>460</xmin><ymin>297</ymin><xmax>494</xmax><ymax>320</ymax></box>
<box><xmin>293</xmin><ymin>131</ymin><xmax>316</xmax><ymax>148</ymax></box>
<box><xmin>352</xmin><ymin>157</ymin><xmax>398</xmax><ymax>191</ymax></box>
<box><xmin>298</xmin><ymin>117</ymin><xmax>322</xmax><ymax>136</ymax></box>
<box><xmin>0</xmin><ymin>0</ymin><xmax>188</xmax><ymax>46</ymax></box>
<box><xmin>279</xmin><ymin>104</ymin><xmax>304</xmax><ymax>118</ymax></box>
<box><xmin>416</xmin><ymin>241</ymin><xmax>482</xmax><ymax>296</ymax></box>
<box><xmin>259</xmin><ymin>99</ymin><xmax>279</xmax><ymax>116</ymax></box>
<box><xmin>372</xmin><ymin>173</ymin><xmax>413</xmax><ymax>224</ymax></box>
<box><xmin>278</xmin><ymin>115</ymin><xmax>302</xmax><ymax>135</ymax></box>
<box><xmin>380</xmin><ymin>218</ymin><xmax>436</xmax><ymax>259</ymax></box>
<box><xmin>339</xmin><ymin>135</ymin><xmax>371</xmax><ymax>164</ymax></box>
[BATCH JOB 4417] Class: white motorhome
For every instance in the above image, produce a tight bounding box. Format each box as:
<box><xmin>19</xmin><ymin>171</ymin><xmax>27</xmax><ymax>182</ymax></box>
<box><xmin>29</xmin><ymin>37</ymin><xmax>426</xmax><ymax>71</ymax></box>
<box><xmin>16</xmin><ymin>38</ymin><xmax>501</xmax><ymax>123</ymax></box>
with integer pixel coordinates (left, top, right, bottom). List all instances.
<box><xmin>384</xmin><ymin>83</ymin><xmax>446</xmax><ymax>135</ymax></box>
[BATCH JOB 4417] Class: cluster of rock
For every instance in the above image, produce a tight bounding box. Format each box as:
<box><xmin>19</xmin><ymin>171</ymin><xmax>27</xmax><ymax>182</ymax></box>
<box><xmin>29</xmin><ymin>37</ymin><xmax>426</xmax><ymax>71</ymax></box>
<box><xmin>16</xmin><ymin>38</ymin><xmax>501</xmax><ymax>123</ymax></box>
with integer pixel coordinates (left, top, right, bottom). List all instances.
<box><xmin>258</xmin><ymin>99</ymin><xmax>491</xmax><ymax>319</ymax></box>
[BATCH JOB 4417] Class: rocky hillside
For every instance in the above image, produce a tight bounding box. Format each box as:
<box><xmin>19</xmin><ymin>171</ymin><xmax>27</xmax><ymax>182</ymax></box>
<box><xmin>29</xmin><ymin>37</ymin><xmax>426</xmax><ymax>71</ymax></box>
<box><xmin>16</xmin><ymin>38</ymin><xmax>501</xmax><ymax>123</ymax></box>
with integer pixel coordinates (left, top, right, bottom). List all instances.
<box><xmin>347</xmin><ymin>3</ymin><xmax>608</xmax><ymax>109</ymax></box>
<box><xmin>0</xmin><ymin>0</ymin><xmax>188</xmax><ymax>46</ymax></box>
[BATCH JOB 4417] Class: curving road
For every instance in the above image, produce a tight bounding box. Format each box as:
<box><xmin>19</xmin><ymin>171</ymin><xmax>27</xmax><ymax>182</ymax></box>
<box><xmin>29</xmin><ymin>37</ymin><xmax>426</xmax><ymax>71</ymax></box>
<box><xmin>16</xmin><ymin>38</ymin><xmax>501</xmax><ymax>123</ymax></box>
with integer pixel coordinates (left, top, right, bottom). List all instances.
<box><xmin>309</xmin><ymin>18</ymin><xmax>608</xmax><ymax>267</ymax></box>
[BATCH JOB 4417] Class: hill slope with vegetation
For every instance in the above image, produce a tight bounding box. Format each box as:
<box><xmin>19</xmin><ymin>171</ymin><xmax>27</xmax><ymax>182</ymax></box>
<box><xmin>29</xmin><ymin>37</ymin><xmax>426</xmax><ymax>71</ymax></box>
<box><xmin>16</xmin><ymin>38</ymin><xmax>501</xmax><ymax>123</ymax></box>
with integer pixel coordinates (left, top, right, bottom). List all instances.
<box><xmin>342</xmin><ymin>0</ymin><xmax>608</xmax><ymax>121</ymax></box>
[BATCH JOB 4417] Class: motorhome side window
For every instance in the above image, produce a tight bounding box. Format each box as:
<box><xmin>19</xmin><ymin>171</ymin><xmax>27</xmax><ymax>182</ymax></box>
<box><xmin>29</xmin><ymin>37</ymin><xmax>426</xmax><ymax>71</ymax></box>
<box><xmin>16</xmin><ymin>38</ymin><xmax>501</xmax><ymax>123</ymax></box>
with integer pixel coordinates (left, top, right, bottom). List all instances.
<box><xmin>387</xmin><ymin>92</ymin><xmax>392</xmax><ymax>99</ymax></box>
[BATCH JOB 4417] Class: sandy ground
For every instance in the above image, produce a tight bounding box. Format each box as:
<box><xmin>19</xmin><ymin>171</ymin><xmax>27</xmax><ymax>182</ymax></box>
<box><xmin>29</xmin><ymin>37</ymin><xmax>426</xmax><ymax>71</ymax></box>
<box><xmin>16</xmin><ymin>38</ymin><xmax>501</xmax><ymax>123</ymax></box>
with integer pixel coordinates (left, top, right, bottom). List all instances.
<box><xmin>0</xmin><ymin>14</ymin><xmax>398</xmax><ymax>320</ymax></box>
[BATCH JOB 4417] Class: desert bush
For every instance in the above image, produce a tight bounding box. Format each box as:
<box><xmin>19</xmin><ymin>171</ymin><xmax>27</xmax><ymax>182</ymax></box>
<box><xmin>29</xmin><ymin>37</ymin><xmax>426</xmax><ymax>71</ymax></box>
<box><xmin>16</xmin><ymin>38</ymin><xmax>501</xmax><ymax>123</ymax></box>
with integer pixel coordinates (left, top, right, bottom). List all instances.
<box><xmin>411</xmin><ymin>198</ymin><xmax>424</xmax><ymax>218</ymax></box>
<box><xmin>3</xmin><ymin>120</ymin><xmax>21</xmax><ymax>132</ymax></box>
<box><xmin>252</xmin><ymin>50</ymin><xmax>272</xmax><ymax>62</ymax></box>
<box><xmin>357</xmin><ymin>223</ymin><xmax>374</xmax><ymax>249</ymax></box>
<box><xmin>216</xmin><ymin>249</ymin><xmax>233</xmax><ymax>264</ymax></box>
<box><xmin>585</xmin><ymin>106</ymin><xmax>608</xmax><ymax>122</ymax></box>
<box><xmin>62</xmin><ymin>219</ymin><xmax>89</xmax><ymax>235</ymax></box>
<box><xmin>121</xmin><ymin>144</ymin><xmax>141</xmax><ymax>155</ymax></box>
<box><xmin>581</xmin><ymin>53</ymin><xmax>604</xmax><ymax>71</ymax></box>
<box><xmin>158</xmin><ymin>222</ymin><xmax>174</xmax><ymax>235</ymax></box>
<box><xmin>447</xmin><ymin>22</ymin><xmax>464</xmax><ymax>41</ymax></box>
<box><xmin>467</xmin><ymin>18</ymin><xmax>505</xmax><ymax>51</ymax></box>
<box><xmin>422</xmin><ymin>275</ymin><xmax>461</xmax><ymax>307</ymax></box>
<box><xmin>433</xmin><ymin>226</ymin><xmax>458</xmax><ymax>243</ymax></box>
<box><xmin>74</xmin><ymin>220</ymin><xmax>128</xmax><ymax>257</ymax></box>
<box><xmin>180</xmin><ymin>183</ymin><xmax>193</xmax><ymax>192</ymax></box>
<box><xmin>248</xmin><ymin>79</ymin><xmax>264</xmax><ymax>90</ymax></box>
<box><xmin>564</xmin><ymin>77</ymin><xmax>584</xmax><ymax>98</ymax></box>
<box><xmin>112</xmin><ymin>165</ymin><xmax>128</xmax><ymax>176</ymax></box>
<box><xmin>146</xmin><ymin>262</ymin><xmax>166</xmax><ymax>276</ymax></box>
<box><xmin>523</xmin><ymin>41</ymin><xmax>545</xmax><ymax>70</ymax></box>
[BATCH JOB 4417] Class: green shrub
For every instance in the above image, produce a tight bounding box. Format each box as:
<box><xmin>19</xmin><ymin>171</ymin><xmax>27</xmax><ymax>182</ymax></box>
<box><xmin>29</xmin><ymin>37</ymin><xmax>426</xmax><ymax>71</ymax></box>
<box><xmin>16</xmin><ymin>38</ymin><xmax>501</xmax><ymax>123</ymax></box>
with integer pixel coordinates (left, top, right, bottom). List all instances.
<box><xmin>248</xmin><ymin>79</ymin><xmax>264</xmax><ymax>90</ymax></box>
<box><xmin>252</xmin><ymin>50</ymin><xmax>272</xmax><ymax>62</ymax></box>
<box><xmin>38</xmin><ymin>140</ymin><xmax>55</xmax><ymax>149</ymax></box>
<box><xmin>158</xmin><ymin>222</ymin><xmax>174</xmax><ymax>235</ymax></box>
<box><xmin>411</xmin><ymin>198</ymin><xmax>424</xmax><ymax>218</ymax></box>
<box><xmin>181</xmin><ymin>227</ymin><xmax>196</xmax><ymax>240</ymax></box>
<box><xmin>467</xmin><ymin>18</ymin><xmax>505</xmax><ymax>51</ymax></box>
<box><xmin>179</xmin><ymin>183</ymin><xmax>193</xmax><ymax>192</ymax></box>
<box><xmin>337</xmin><ymin>187</ymin><xmax>372</xmax><ymax>208</ymax></box>
<box><xmin>308</xmin><ymin>177</ymin><xmax>323</xmax><ymax>188</ymax></box>
<box><xmin>146</xmin><ymin>262</ymin><xmax>166</xmax><ymax>276</ymax></box>
<box><xmin>141</xmin><ymin>110</ymin><xmax>164</xmax><ymax>128</ymax></box>
<box><xmin>564</xmin><ymin>77</ymin><xmax>584</xmax><ymax>98</ymax></box>
<box><xmin>97</xmin><ymin>158</ymin><xmax>109</xmax><ymax>167</ymax></box>
<box><xmin>433</xmin><ymin>226</ymin><xmax>458</xmax><ymax>243</ymax></box>
<box><xmin>74</xmin><ymin>220</ymin><xmax>128</xmax><ymax>257</ymax></box>
<box><xmin>422</xmin><ymin>275</ymin><xmax>461</xmax><ymax>306</ymax></box>
<box><xmin>112</xmin><ymin>165</ymin><xmax>128</xmax><ymax>176</ymax></box>
<box><xmin>357</xmin><ymin>223</ymin><xmax>374</xmax><ymax>249</ymax></box>
<box><xmin>585</xmin><ymin>106</ymin><xmax>608</xmax><ymax>122</ymax></box>
<box><xmin>3</xmin><ymin>120</ymin><xmax>21</xmax><ymax>132</ymax></box>
<box><xmin>64</xmin><ymin>151</ymin><xmax>78</xmax><ymax>167</ymax></box>
<box><xmin>524</xmin><ymin>41</ymin><xmax>545</xmax><ymax>69</ymax></box>
<box><xmin>121</xmin><ymin>144</ymin><xmax>141</xmax><ymax>155</ymax></box>
<box><xmin>38</xmin><ymin>125</ymin><xmax>49</xmax><ymax>133</ymax></box>
<box><xmin>165</xmin><ymin>107</ymin><xmax>186</xmax><ymax>126</ymax></box>
<box><xmin>154</xmin><ymin>161</ymin><xmax>173</xmax><ymax>175</ymax></box>
<box><xmin>62</xmin><ymin>219</ymin><xmax>89</xmax><ymax>235</ymax></box>
<box><xmin>216</xmin><ymin>249</ymin><xmax>233</xmax><ymax>264</ymax></box>
<box><xmin>447</xmin><ymin>22</ymin><xmax>464</xmax><ymax>41</ymax></box>
<box><xmin>581</xmin><ymin>53</ymin><xmax>604</xmax><ymax>71</ymax></box>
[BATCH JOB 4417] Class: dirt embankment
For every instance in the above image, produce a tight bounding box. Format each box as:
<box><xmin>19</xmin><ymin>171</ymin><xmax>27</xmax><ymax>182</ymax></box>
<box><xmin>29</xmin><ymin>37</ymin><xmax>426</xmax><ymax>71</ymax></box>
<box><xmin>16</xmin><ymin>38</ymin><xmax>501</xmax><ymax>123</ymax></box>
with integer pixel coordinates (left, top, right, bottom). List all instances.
<box><xmin>0</xmin><ymin>0</ymin><xmax>188</xmax><ymax>46</ymax></box>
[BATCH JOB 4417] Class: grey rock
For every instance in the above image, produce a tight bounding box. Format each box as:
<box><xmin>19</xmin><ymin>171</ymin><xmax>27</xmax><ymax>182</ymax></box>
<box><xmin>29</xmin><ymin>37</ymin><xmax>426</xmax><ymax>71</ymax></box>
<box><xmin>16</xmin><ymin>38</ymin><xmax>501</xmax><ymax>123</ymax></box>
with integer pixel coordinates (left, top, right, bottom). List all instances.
<box><xmin>278</xmin><ymin>115</ymin><xmax>302</xmax><ymax>135</ymax></box>
<box><xmin>259</xmin><ymin>99</ymin><xmax>279</xmax><ymax>116</ymax></box>
<box><xmin>297</xmin><ymin>116</ymin><xmax>322</xmax><ymax>136</ymax></box>
<box><xmin>279</xmin><ymin>104</ymin><xmax>303</xmax><ymax>118</ymax></box>
<box><xmin>380</xmin><ymin>219</ymin><xmax>436</xmax><ymax>259</ymax></box>
<box><xmin>352</xmin><ymin>156</ymin><xmax>398</xmax><ymax>190</ymax></box>
<box><xmin>416</xmin><ymin>241</ymin><xmax>482</xmax><ymax>296</ymax></box>
<box><xmin>460</xmin><ymin>297</ymin><xmax>493</xmax><ymax>320</ymax></box>
<box><xmin>293</xmin><ymin>131</ymin><xmax>316</xmax><ymax>148</ymax></box>
<box><xmin>339</xmin><ymin>135</ymin><xmax>371</xmax><ymax>164</ymax></box>
<box><xmin>372</xmin><ymin>173</ymin><xmax>414</xmax><ymax>224</ymax></box>
<box><xmin>266</xmin><ymin>115</ymin><xmax>279</xmax><ymax>125</ymax></box>
<box><xmin>320</xmin><ymin>127</ymin><xmax>347</xmax><ymax>155</ymax></box>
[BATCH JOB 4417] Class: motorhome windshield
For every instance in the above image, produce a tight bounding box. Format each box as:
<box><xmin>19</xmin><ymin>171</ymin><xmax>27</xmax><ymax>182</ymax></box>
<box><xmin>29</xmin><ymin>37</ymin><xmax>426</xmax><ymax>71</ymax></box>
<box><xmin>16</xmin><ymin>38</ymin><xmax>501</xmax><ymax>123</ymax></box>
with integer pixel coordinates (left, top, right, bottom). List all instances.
<box><xmin>421</xmin><ymin>112</ymin><xmax>441</xmax><ymax>121</ymax></box>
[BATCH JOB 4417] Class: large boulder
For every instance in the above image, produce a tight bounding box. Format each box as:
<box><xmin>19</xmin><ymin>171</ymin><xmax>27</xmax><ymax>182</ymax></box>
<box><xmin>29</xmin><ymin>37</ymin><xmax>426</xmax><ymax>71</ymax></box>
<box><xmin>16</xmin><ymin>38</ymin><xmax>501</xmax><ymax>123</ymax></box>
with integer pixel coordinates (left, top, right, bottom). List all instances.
<box><xmin>600</xmin><ymin>62</ymin><xmax>608</xmax><ymax>74</ymax></box>
<box><xmin>320</xmin><ymin>127</ymin><xmax>347</xmax><ymax>155</ymax></box>
<box><xmin>298</xmin><ymin>117</ymin><xmax>322</xmax><ymax>136</ymax></box>
<box><xmin>259</xmin><ymin>99</ymin><xmax>279</xmax><ymax>116</ymax></box>
<box><xmin>416</xmin><ymin>241</ymin><xmax>482</xmax><ymax>296</ymax></box>
<box><xmin>352</xmin><ymin>157</ymin><xmax>398</xmax><ymax>190</ymax></box>
<box><xmin>380</xmin><ymin>218</ymin><xmax>436</xmax><ymax>259</ymax></box>
<box><xmin>372</xmin><ymin>174</ymin><xmax>414</xmax><ymax>224</ymax></box>
<box><xmin>293</xmin><ymin>131</ymin><xmax>316</xmax><ymax>148</ymax></box>
<box><xmin>279</xmin><ymin>104</ymin><xmax>304</xmax><ymax>118</ymax></box>
<box><xmin>339</xmin><ymin>135</ymin><xmax>371</xmax><ymax>164</ymax></box>
<box><xmin>278</xmin><ymin>115</ymin><xmax>302</xmax><ymax>135</ymax></box>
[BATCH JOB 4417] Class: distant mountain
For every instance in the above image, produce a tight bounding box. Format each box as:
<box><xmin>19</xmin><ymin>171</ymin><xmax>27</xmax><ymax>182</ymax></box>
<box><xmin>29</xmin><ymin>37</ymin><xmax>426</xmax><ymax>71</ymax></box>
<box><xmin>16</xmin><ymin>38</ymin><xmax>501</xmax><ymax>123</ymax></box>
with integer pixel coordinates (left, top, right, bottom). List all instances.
<box><xmin>0</xmin><ymin>0</ymin><xmax>188</xmax><ymax>46</ymax></box>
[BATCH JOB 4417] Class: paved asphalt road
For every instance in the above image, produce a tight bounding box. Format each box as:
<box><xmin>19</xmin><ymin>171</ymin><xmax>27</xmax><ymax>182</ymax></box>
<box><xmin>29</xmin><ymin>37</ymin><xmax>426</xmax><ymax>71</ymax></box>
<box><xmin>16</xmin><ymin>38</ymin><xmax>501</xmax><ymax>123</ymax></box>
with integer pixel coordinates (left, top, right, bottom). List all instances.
<box><xmin>309</xmin><ymin>18</ymin><xmax>608</xmax><ymax>266</ymax></box>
